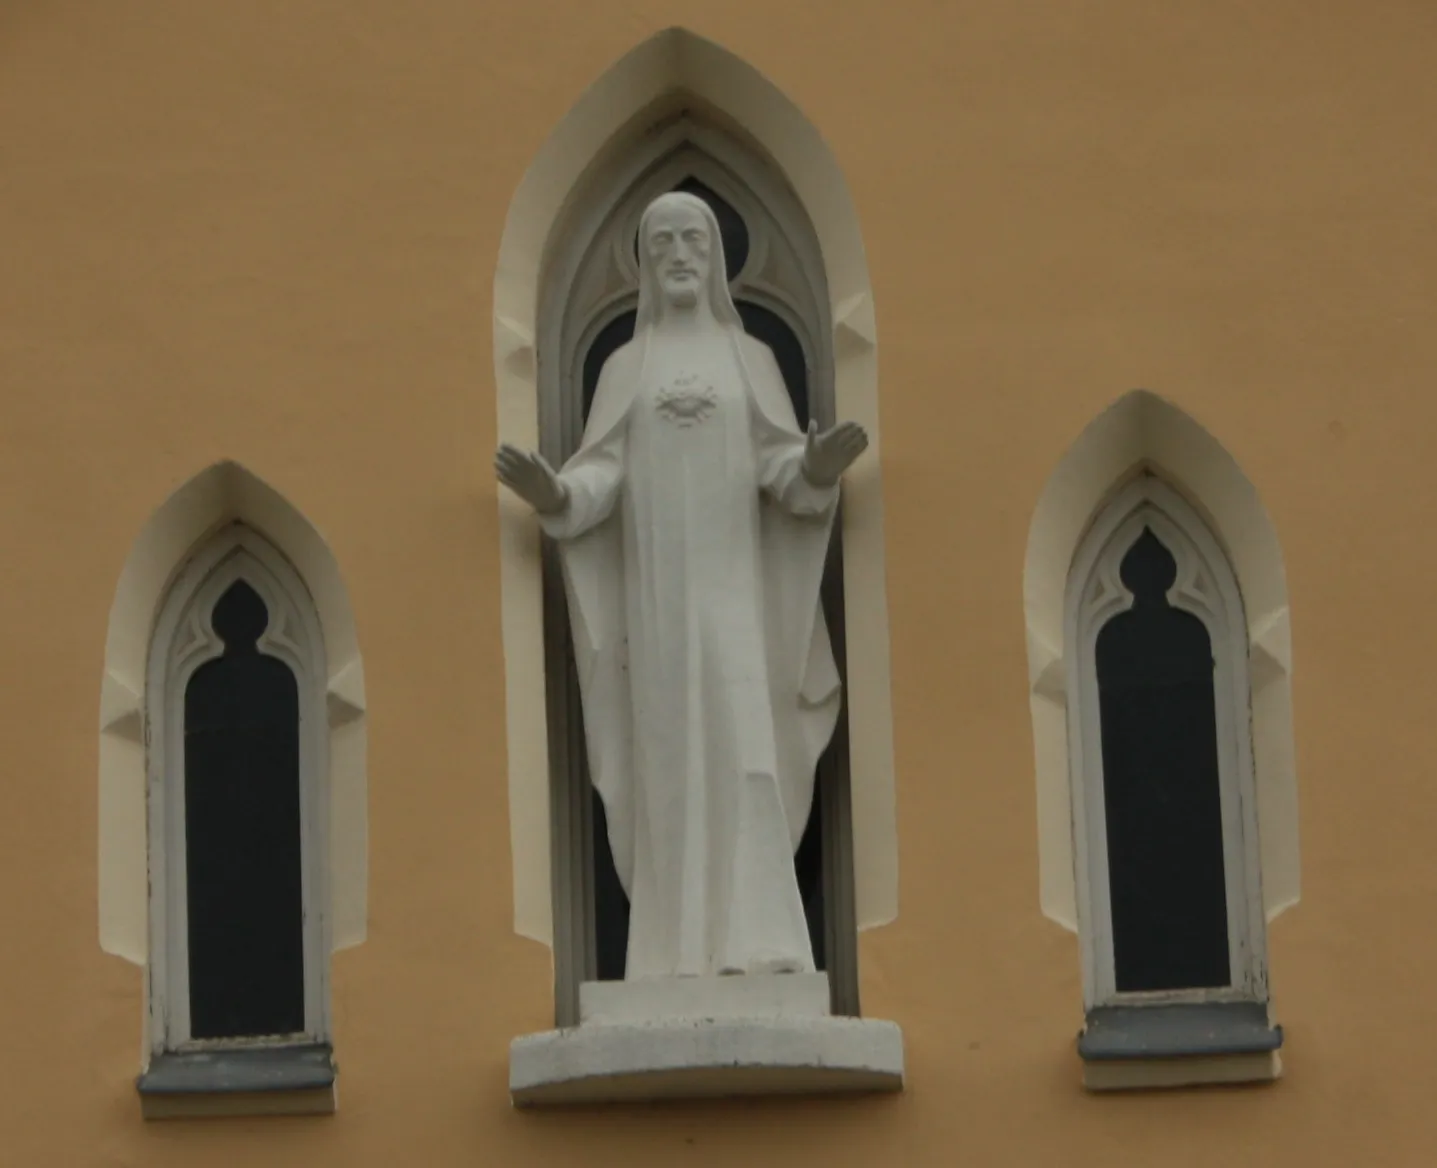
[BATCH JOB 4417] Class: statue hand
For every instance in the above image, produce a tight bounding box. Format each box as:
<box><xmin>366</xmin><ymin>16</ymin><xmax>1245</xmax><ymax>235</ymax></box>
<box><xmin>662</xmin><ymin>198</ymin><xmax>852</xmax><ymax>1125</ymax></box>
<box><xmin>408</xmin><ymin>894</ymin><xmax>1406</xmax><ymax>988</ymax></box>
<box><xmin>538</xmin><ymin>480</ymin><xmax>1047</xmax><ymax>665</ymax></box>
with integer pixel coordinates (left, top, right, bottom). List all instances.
<box><xmin>801</xmin><ymin>420</ymin><xmax>869</xmax><ymax>487</ymax></box>
<box><xmin>494</xmin><ymin>443</ymin><xmax>568</xmax><ymax>515</ymax></box>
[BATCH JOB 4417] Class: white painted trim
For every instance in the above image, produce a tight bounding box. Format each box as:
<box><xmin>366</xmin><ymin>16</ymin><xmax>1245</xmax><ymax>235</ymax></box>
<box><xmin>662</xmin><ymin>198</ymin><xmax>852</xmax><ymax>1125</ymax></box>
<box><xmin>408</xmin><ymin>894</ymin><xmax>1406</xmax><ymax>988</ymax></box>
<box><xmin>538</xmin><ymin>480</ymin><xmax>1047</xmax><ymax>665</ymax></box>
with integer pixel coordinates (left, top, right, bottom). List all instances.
<box><xmin>1065</xmin><ymin>476</ymin><xmax>1268</xmax><ymax>1010</ymax></box>
<box><xmin>493</xmin><ymin>28</ymin><xmax>896</xmax><ymax>952</ymax></box>
<box><xmin>99</xmin><ymin>460</ymin><xmax>368</xmax><ymax>999</ymax></box>
<box><xmin>1023</xmin><ymin>391</ymin><xmax>1298</xmax><ymax>933</ymax></box>
<box><xmin>145</xmin><ymin>526</ymin><xmax>330</xmax><ymax>1053</ymax></box>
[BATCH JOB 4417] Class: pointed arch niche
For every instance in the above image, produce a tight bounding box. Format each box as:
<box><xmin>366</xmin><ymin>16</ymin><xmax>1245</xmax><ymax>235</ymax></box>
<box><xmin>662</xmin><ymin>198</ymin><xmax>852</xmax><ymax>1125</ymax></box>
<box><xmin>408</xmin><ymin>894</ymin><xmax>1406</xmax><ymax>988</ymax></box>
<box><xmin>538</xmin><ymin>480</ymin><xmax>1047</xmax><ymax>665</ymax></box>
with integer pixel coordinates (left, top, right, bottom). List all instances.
<box><xmin>493</xmin><ymin>29</ymin><xmax>896</xmax><ymax>1025</ymax></box>
<box><xmin>1023</xmin><ymin>391</ymin><xmax>1299</xmax><ymax>945</ymax></box>
<box><xmin>99</xmin><ymin>462</ymin><xmax>368</xmax><ymax>1000</ymax></box>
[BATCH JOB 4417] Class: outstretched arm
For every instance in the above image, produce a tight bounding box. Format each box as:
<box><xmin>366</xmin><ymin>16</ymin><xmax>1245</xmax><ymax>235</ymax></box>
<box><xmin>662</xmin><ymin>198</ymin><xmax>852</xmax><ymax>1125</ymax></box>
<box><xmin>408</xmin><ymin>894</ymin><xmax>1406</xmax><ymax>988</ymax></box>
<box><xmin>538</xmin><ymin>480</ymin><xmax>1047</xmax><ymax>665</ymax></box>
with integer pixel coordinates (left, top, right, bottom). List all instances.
<box><xmin>495</xmin><ymin>445</ymin><xmax>567</xmax><ymax>515</ymax></box>
<box><xmin>540</xmin><ymin>438</ymin><xmax>625</xmax><ymax>540</ymax></box>
<box><xmin>800</xmin><ymin>419</ymin><xmax>869</xmax><ymax>488</ymax></box>
<box><xmin>494</xmin><ymin>436</ymin><xmax>625</xmax><ymax>541</ymax></box>
<box><xmin>746</xmin><ymin>339</ymin><xmax>868</xmax><ymax>515</ymax></box>
<box><xmin>495</xmin><ymin>347</ymin><xmax>633</xmax><ymax>540</ymax></box>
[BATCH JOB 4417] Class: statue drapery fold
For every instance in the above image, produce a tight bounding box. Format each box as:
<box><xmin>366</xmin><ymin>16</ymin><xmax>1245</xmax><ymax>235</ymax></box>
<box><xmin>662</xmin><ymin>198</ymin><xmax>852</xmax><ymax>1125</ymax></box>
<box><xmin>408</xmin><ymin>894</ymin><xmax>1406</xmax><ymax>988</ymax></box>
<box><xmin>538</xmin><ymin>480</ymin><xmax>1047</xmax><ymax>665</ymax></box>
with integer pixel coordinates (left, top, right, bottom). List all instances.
<box><xmin>544</xmin><ymin>329</ymin><xmax>841</xmax><ymax>900</ymax></box>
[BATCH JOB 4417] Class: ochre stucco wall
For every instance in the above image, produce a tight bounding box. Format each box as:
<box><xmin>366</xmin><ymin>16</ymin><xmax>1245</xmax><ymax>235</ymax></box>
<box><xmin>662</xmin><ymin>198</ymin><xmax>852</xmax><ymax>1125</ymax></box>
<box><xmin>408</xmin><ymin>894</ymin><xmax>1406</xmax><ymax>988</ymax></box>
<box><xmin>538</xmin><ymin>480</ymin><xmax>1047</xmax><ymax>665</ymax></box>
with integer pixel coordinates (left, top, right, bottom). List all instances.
<box><xmin>2</xmin><ymin>1</ymin><xmax>1436</xmax><ymax>1162</ymax></box>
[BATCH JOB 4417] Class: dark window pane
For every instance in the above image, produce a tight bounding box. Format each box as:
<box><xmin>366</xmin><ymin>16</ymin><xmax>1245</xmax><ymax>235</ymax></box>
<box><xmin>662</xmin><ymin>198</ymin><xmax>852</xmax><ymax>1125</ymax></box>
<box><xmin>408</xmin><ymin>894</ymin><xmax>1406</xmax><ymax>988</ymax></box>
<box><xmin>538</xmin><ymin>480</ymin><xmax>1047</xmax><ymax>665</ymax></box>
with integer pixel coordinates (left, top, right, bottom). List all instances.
<box><xmin>633</xmin><ymin>176</ymin><xmax>750</xmax><ymax>280</ymax></box>
<box><xmin>736</xmin><ymin>303</ymin><xmax>809</xmax><ymax>425</ymax></box>
<box><xmin>582</xmin><ymin>311</ymin><xmax>637</xmax><ymax>419</ymax></box>
<box><xmin>1095</xmin><ymin>527</ymin><xmax>1231</xmax><ymax>993</ymax></box>
<box><xmin>589</xmin><ymin>791</ymin><xmax>629</xmax><ymax>982</ymax></box>
<box><xmin>794</xmin><ymin>766</ymin><xmax>827</xmax><ymax>970</ymax></box>
<box><xmin>578</xmin><ymin>300</ymin><xmax>817</xmax><ymax>980</ymax></box>
<box><xmin>184</xmin><ymin>579</ymin><xmax>306</xmax><ymax>1039</ymax></box>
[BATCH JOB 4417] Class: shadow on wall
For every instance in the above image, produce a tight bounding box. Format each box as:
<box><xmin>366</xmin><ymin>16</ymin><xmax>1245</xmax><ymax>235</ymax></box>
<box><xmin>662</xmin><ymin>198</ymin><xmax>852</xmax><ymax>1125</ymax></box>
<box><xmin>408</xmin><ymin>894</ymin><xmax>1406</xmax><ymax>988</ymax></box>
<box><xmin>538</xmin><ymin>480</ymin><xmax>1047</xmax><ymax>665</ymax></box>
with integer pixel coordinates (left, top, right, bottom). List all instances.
<box><xmin>1022</xmin><ymin>390</ymin><xmax>1299</xmax><ymax>932</ymax></box>
<box><xmin>98</xmin><ymin>461</ymin><xmax>368</xmax><ymax>971</ymax></box>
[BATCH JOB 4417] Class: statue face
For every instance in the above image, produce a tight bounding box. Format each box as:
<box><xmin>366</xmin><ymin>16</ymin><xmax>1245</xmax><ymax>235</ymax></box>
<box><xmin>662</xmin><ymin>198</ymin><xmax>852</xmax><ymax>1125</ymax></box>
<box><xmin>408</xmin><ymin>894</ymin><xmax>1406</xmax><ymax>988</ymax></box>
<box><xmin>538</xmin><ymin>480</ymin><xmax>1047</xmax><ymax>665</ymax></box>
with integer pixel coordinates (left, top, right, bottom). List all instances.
<box><xmin>644</xmin><ymin>201</ymin><xmax>712</xmax><ymax>311</ymax></box>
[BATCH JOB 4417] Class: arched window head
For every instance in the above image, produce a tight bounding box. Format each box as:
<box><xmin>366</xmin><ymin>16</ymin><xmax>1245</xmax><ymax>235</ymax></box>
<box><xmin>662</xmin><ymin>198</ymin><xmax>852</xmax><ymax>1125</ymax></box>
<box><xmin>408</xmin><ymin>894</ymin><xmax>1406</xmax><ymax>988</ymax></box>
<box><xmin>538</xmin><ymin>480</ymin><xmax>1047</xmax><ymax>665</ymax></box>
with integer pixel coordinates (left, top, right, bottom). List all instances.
<box><xmin>537</xmin><ymin>110</ymin><xmax>856</xmax><ymax>1025</ymax></box>
<box><xmin>545</xmin><ymin>113</ymin><xmax>833</xmax><ymax>455</ymax></box>
<box><xmin>145</xmin><ymin>525</ymin><xmax>330</xmax><ymax>1060</ymax></box>
<box><xmin>1066</xmin><ymin>476</ymin><xmax>1269</xmax><ymax>1012</ymax></box>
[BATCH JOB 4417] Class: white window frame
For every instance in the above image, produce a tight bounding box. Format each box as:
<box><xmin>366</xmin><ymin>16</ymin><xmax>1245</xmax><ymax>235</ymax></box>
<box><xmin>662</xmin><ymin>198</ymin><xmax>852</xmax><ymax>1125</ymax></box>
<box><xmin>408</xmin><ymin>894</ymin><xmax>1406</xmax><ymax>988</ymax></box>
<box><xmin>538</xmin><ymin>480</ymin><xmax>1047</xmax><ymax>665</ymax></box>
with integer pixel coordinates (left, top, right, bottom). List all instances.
<box><xmin>145</xmin><ymin>524</ymin><xmax>330</xmax><ymax>1054</ymax></box>
<box><xmin>538</xmin><ymin>110</ymin><xmax>857</xmax><ymax>1024</ymax></box>
<box><xmin>1065</xmin><ymin>475</ymin><xmax>1268</xmax><ymax>1011</ymax></box>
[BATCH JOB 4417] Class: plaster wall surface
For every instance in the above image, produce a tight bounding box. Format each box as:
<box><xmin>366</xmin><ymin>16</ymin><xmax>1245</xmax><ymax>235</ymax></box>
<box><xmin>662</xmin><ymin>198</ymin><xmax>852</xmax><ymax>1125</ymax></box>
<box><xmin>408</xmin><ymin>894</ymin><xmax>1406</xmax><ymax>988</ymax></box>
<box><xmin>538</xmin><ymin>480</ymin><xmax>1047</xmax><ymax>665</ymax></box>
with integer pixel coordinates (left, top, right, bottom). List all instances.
<box><xmin>2</xmin><ymin>1</ymin><xmax>1436</xmax><ymax>1163</ymax></box>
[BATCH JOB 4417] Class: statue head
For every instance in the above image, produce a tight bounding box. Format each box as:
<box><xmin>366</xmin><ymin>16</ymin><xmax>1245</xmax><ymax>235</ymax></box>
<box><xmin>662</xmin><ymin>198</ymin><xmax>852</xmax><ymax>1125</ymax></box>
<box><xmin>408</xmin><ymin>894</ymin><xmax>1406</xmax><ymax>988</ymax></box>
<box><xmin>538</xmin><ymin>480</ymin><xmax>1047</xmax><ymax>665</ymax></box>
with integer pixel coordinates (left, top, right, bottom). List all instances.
<box><xmin>634</xmin><ymin>191</ymin><xmax>742</xmax><ymax>330</ymax></box>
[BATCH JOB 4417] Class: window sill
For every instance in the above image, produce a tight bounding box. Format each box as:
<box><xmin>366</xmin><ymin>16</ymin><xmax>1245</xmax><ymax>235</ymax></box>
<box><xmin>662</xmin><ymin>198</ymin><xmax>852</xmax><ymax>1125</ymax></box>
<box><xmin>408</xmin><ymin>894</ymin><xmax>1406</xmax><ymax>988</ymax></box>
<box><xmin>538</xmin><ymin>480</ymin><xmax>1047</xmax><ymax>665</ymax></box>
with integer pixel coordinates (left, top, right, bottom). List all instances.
<box><xmin>1078</xmin><ymin>1001</ymin><xmax>1282</xmax><ymax>1091</ymax></box>
<box><xmin>136</xmin><ymin>1043</ymin><xmax>336</xmax><ymax>1119</ymax></box>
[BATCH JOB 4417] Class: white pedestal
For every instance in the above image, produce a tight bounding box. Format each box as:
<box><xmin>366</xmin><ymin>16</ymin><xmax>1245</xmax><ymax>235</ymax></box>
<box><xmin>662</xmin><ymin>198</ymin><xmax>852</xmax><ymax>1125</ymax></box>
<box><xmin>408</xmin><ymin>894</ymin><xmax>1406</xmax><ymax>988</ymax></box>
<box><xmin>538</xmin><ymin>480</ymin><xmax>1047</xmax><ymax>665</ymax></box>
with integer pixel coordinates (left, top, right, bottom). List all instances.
<box><xmin>579</xmin><ymin>972</ymin><xmax>832</xmax><ymax>1024</ymax></box>
<box><xmin>510</xmin><ymin>973</ymin><xmax>905</xmax><ymax>1107</ymax></box>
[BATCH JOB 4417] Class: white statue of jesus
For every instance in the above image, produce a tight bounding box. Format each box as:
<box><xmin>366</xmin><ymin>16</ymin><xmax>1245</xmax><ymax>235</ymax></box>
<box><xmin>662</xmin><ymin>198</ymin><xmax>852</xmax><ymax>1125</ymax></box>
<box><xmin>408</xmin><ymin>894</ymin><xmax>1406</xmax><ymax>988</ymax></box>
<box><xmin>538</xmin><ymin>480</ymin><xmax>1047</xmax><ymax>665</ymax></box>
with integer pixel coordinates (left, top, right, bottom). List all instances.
<box><xmin>496</xmin><ymin>191</ymin><xmax>868</xmax><ymax>980</ymax></box>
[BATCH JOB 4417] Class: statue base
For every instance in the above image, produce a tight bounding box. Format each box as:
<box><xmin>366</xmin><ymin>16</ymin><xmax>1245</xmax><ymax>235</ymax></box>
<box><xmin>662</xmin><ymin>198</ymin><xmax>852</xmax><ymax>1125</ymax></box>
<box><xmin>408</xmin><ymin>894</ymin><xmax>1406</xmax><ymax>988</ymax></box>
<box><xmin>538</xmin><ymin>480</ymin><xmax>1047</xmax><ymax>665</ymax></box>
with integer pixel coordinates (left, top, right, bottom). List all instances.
<box><xmin>579</xmin><ymin>971</ymin><xmax>832</xmax><ymax>1024</ymax></box>
<box><xmin>509</xmin><ymin>972</ymin><xmax>904</xmax><ymax>1107</ymax></box>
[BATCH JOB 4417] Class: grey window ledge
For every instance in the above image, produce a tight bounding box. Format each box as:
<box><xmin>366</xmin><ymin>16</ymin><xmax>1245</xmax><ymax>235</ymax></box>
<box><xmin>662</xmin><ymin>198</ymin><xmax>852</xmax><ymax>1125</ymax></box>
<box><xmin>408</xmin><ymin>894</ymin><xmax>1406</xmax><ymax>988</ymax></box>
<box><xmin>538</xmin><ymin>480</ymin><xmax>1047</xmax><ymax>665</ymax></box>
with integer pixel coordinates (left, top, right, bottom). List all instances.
<box><xmin>1079</xmin><ymin>1001</ymin><xmax>1282</xmax><ymax>1061</ymax></box>
<box><xmin>1077</xmin><ymin>1002</ymin><xmax>1282</xmax><ymax>1091</ymax></box>
<box><xmin>137</xmin><ymin>1043</ymin><xmax>336</xmax><ymax>1119</ymax></box>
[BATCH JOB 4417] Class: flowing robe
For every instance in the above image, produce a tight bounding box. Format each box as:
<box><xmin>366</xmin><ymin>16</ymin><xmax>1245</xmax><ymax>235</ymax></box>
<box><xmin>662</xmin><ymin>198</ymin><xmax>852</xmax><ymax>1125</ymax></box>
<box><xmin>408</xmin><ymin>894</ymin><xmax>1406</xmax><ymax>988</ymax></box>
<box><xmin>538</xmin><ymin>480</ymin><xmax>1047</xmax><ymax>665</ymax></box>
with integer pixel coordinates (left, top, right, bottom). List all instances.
<box><xmin>541</xmin><ymin>327</ymin><xmax>842</xmax><ymax>978</ymax></box>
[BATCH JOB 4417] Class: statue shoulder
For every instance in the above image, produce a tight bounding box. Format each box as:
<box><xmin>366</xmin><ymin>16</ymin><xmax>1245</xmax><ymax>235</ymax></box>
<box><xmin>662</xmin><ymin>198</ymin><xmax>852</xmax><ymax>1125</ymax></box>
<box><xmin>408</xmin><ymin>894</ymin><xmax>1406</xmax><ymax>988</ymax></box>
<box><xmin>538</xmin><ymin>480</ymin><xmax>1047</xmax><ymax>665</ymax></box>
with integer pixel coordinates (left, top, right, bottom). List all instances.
<box><xmin>584</xmin><ymin>338</ymin><xmax>644</xmax><ymax>434</ymax></box>
<box><xmin>735</xmin><ymin>330</ymin><xmax>777</xmax><ymax>363</ymax></box>
<box><xmin>734</xmin><ymin>331</ymin><xmax>783</xmax><ymax>382</ymax></box>
<box><xmin>595</xmin><ymin>338</ymin><xmax>644</xmax><ymax>387</ymax></box>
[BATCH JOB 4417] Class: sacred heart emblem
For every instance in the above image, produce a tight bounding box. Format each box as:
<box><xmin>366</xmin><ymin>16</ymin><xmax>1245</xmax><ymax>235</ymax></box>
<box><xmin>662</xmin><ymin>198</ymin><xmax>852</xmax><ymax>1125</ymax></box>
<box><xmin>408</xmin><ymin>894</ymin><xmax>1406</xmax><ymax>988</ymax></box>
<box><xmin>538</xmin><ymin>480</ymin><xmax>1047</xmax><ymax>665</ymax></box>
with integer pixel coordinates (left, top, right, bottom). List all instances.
<box><xmin>654</xmin><ymin>373</ymin><xmax>719</xmax><ymax>428</ymax></box>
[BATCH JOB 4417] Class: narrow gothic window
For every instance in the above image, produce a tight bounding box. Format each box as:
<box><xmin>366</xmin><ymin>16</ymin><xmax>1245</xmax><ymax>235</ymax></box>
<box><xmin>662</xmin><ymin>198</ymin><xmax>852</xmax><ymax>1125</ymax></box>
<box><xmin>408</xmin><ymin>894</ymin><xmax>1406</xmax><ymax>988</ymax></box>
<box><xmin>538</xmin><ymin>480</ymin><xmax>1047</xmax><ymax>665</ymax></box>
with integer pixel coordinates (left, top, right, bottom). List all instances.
<box><xmin>1066</xmin><ymin>476</ymin><xmax>1269</xmax><ymax>1010</ymax></box>
<box><xmin>145</xmin><ymin>526</ymin><xmax>329</xmax><ymax>1054</ymax></box>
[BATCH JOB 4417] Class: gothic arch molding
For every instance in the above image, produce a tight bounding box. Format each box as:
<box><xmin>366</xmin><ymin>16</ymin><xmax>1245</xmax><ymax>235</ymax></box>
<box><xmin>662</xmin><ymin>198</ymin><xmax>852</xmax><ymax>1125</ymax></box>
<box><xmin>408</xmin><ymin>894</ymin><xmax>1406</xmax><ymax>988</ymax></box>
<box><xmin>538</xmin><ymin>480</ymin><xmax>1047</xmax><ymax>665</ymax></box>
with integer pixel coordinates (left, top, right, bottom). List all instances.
<box><xmin>493</xmin><ymin>28</ymin><xmax>895</xmax><ymax>954</ymax></box>
<box><xmin>1066</xmin><ymin>476</ymin><xmax>1268</xmax><ymax>1008</ymax></box>
<box><xmin>144</xmin><ymin>525</ymin><xmax>331</xmax><ymax>1052</ymax></box>
<box><xmin>98</xmin><ymin>461</ymin><xmax>368</xmax><ymax>972</ymax></box>
<box><xmin>1023</xmin><ymin>390</ymin><xmax>1299</xmax><ymax>934</ymax></box>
